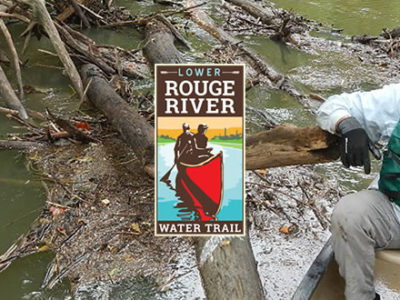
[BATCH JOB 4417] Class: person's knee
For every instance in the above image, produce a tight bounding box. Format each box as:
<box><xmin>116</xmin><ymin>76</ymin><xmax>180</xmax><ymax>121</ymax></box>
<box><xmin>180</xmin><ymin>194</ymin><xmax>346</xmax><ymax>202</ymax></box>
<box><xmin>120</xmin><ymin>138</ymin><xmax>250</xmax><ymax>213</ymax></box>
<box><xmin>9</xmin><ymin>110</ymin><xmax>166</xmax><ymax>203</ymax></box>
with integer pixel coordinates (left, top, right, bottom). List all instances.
<box><xmin>331</xmin><ymin>191</ymin><xmax>372</xmax><ymax>233</ymax></box>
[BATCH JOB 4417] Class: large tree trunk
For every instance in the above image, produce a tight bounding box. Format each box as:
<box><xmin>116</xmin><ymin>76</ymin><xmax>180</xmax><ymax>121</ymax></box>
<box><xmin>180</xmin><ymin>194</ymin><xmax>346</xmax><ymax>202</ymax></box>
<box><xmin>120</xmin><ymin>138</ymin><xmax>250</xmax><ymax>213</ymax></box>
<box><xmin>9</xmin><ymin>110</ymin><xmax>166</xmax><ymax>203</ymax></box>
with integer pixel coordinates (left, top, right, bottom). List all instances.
<box><xmin>143</xmin><ymin>18</ymin><xmax>184</xmax><ymax>66</ymax></box>
<box><xmin>246</xmin><ymin>125</ymin><xmax>340</xmax><ymax>170</ymax></box>
<box><xmin>80</xmin><ymin>64</ymin><xmax>154</xmax><ymax>176</ymax></box>
<box><xmin>226</xmin><ymin>0</ymin><xmax>279</xmax><ymax>26</ymax></box>
<box><xmin>0</xmin><ymin>64</ymin><xmax>28</xmax><ymax>119</ymax></box>
<box><xmin>195</xmin><ymin>236</ymin><xmax>265</xmax><ymax>300</ymax></box>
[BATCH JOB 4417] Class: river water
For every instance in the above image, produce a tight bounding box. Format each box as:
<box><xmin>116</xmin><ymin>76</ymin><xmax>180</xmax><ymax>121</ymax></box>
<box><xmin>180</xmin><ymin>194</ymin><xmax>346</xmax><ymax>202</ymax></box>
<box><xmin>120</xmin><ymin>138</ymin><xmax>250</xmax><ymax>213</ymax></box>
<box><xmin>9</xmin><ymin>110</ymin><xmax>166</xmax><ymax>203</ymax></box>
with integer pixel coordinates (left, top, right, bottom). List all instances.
<box><xmin>0</xmin><ymin>0</ymin><xmax>399</xmax><ymax>298</ymax></box>
<box><xmin>157</xmin><ymin>142</ymin><xmax>243</xmax><ymax>221</ymax></box>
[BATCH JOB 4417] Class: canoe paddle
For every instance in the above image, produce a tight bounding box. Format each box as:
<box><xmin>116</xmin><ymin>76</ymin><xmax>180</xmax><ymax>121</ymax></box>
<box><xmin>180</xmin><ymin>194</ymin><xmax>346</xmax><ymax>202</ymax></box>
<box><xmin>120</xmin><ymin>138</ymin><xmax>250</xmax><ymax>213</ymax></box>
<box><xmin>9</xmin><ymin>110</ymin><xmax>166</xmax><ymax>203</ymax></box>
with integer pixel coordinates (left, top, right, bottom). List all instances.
<box><xmin>160</xmin><ymin>143</ymin><xmax>188</xmax><ymax>183</ymax></box>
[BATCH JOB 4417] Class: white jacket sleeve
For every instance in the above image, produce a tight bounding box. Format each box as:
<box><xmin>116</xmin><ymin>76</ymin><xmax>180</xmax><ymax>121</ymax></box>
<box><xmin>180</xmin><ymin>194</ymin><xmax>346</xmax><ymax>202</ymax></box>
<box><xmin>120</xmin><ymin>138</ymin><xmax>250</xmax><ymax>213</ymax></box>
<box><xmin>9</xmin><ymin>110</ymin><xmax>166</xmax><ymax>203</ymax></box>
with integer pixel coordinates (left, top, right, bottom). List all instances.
<box><xmin>316</xmin><ymin>83</ymin><xmax>400</xmax><ymax>143</ymax></box>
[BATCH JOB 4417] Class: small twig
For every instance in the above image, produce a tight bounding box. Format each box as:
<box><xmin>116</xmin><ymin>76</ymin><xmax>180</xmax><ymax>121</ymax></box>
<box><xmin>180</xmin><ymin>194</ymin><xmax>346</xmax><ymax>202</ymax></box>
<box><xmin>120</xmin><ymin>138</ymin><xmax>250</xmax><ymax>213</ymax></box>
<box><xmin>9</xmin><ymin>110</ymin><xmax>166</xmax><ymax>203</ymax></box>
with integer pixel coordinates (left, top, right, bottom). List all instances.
<box><xmin>0</xmin><ymin>106</ymin><xmax>19</xmax><ymax>116</ymax></box>
<box><xmin>247</xmin><ymin>180</ymin><xmax>304</xmax><ymax>205</ymax></box>
<box><xmin>37</xmin><ymin>49</ymin><xmax>58</xmax><ymax>57</ymax></box>
<box><xmin>32</xmin><ymin>63</ymin><xmax>64</xmax><ymax>70</ymax></box>
<box><xmin>46</xmin><ymin>201</ymin><xmax>70</xmax><ymax>209</ymax></box>
<box><xmin>21</xmin><ymin>27</ymin><xmax>31</xmax><ymax>56</ymax></box>
<box><xmin>0</xmin><ymin>11</ymin><xmax>30</xmax><ymax>23</ymax></box>
<box><xmin>77</xmin><ymin>3</ymin><xmax>104</xmax><ymax>20</ymax></box>
<box><xmin>79</xmin><ymin>77</ymin><xmax>92</xmax><ymax>106</ymax></box>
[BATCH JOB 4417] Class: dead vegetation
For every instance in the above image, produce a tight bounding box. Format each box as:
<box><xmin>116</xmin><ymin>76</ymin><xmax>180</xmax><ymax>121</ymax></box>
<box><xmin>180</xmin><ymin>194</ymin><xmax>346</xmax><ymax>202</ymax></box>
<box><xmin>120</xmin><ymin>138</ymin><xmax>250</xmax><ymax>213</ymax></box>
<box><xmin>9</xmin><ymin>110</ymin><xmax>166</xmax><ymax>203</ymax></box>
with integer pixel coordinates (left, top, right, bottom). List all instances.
<box><xmin>0</xmin><ymin>0</ymin><xmax>399</xmax><ymax>298</ymax></box>
<box><xmin>352</xmin><ymin>25</ymin><xmax>400</xmax><ymax>58</ymax></box>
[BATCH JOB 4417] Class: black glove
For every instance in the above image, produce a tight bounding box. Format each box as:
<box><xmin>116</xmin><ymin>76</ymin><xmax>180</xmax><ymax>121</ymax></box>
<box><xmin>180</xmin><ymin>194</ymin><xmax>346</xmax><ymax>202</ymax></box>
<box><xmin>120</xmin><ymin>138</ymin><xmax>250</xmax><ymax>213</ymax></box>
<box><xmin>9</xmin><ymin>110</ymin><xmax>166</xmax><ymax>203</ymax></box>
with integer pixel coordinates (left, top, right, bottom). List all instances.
<box><xmin>337</xmin><ymin>117</ymin><xmax>380</xmax><ymax>174</ymax></box>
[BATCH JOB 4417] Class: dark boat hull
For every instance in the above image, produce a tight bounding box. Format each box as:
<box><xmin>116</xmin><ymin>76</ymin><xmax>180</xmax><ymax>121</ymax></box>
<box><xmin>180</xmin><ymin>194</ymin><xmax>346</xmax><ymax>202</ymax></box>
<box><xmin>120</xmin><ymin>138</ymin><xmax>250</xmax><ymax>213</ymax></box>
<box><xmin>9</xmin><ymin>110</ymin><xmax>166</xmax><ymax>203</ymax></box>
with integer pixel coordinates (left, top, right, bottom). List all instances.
<box><xmin>293</xmin><ymin>237</ymin><xmax>400</xmax><ymax>300</ymax></box>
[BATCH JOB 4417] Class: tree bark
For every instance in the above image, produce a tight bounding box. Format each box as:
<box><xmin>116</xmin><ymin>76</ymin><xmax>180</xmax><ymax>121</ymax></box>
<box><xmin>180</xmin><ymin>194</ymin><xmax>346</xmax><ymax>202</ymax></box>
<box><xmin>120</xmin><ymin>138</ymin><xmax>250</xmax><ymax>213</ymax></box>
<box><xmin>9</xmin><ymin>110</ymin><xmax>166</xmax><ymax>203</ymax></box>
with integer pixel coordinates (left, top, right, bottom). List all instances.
<box><xmin>246</xmin><ymin>125</ymin><xmax>340</xmax><ymax>170</ymax></box>
<box><xmin>0</xmin><ymin>140</ymin><xmax>43</xmax><ymax>150</ymax></box>
<box><xmin>185</xmin><ymin>0</ymin><xmax>282</xmax><ymax>84</ymax></box>
<box><xmin>185</xmin><ymin>0</ymin><xmax>309</xmax><ymax>106</ymax></box>
<box><xmin>55</xmin><ymin>0</ymin><xmax>84</xmax><ymax>22</ymax></box>
<box><xmin>0</xmin><ymin>18</ymin><xmax>23</xmax><ymax>98</ymax></box>
<box><xmin>69</xmin><ymin>0</ymin><xmax>90</xmax><ymax>29</ymax></box>
<box><xmin>143</xmin><ymin>17</ymin><xmax>184</xmax><ymax>67</ymax></box>
<box><xmin>195</xmin><ymin>236</ymin><xmax>265</xmax><ymax>300</ymax></box>
<box><xmin>226</xmin><ymin>0</ymin><xmax>279</xmax><ymax>26</ymax></box>
<box><xmin>21</xmin><ymin>0</ymin><xmax>85</xmax><ymax>100</ymax></box>
<box><xmin>80</xmin><ymin>64</ymin><xmax>154</xmax><ymax>176</ymax></box>
<box><xmin>0</xmin><ymin>64</ymin><xmax>28</xmax><ymax>119</ymax></box>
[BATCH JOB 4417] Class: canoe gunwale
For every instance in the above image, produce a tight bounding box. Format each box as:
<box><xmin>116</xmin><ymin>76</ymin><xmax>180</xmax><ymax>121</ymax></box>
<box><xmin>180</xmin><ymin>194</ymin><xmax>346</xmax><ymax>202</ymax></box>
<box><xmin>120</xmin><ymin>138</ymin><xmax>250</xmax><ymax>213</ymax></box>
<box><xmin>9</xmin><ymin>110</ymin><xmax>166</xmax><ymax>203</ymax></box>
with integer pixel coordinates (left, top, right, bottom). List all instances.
<box><xmin>179</xmin><ymin>151</ymin><xmax>223</xmax><ymax>168</ymax></box>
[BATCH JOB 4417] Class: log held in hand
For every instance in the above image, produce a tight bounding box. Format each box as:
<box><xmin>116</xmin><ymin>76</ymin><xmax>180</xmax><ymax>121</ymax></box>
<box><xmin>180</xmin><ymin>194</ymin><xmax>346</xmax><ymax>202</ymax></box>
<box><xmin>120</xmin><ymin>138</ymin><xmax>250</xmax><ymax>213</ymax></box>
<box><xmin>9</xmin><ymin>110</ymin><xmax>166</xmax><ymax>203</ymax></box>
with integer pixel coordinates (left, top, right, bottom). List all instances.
<box><xmin>246</xmin><ymin>125</ymin><xmax>340</xmax><ymax>170</ymax></box>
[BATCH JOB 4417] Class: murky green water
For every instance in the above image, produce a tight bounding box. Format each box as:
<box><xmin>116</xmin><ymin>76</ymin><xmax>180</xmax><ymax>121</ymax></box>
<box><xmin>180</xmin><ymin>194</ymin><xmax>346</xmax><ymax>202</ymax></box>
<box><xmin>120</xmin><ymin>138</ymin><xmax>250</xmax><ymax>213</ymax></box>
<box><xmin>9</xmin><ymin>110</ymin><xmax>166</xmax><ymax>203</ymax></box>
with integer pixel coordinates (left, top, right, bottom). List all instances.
<box><xmin>0</xmin><ymin>0</ymin><xmax>396</xmax><ymax>298</ymax></box>
<box><xmin>271</xmin><ymin>0</ymin><xmax>400</xmax><ymax>36</ymax></box>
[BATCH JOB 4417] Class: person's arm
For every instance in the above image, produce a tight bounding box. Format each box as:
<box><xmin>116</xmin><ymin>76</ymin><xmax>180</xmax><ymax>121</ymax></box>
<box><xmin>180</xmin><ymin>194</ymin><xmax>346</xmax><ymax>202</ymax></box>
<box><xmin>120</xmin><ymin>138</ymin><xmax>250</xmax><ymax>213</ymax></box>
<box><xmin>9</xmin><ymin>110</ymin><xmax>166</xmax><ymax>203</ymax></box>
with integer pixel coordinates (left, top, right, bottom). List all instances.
<box><xmin>193</xmin><ymin>136</ymin><xmax>202</xmax><ymax>150</ymax></box>
<box><xmin>174</xmin><ymin>136</ymin><xmax>181</xmax><ymax>163</ymax></box>
<box><xmin>316</xmin><ymin>83</ymin><xmax>400</xmax><ymax>173</ymax></box>
<box><xmin>317</xmin><ymin>83</ymin><xmax>400</xmax><ymax>142</ymax></box>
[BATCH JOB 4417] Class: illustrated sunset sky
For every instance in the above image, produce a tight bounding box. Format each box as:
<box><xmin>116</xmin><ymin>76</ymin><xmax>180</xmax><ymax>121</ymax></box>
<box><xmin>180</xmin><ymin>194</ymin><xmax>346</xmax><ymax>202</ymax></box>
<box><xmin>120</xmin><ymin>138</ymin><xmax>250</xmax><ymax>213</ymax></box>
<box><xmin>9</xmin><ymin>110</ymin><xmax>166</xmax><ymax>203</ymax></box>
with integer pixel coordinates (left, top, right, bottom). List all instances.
<box><xmin>158</xmin><ymin>117</ymin><xmax>243</xmax><ymax>140</ymax></box>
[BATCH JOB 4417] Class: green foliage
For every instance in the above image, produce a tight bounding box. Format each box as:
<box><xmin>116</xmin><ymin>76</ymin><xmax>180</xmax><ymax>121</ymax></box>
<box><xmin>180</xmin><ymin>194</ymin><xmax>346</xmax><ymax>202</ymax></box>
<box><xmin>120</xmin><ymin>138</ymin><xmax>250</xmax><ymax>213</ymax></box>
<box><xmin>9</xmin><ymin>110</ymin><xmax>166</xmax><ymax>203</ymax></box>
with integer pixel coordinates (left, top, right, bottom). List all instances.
<box><xmin>211</xmin><ymin>129</ymin><xmax>242</xmax><ymax>141</ymax></box>
<box><xmin>158</xmin><ymin>135</ymin><xmax>175</xmax><ymax>143</ymax></box>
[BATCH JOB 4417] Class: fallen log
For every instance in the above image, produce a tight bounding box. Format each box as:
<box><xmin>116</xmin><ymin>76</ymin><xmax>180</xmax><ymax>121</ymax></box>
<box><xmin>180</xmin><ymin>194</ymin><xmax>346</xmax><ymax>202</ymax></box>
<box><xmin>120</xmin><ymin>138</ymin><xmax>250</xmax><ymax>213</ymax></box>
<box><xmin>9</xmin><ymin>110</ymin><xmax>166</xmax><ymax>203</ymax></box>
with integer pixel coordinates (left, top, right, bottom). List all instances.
<box><xmin>143</xmin><ymin>17</ymin><xmax>184</xmax><ymax>66</ymax></box>
<box><xmin>185</xmin><ymin>0</ymin><xmax>282</xmax><ymax>84</ymax></box>
<box><xmin>0</xmin><ymin>140</ymin><xmax>43</xmax><ymax>150</ymax></box>
<box><xmin>21</xmin><ymin>0</ymin><xmax>85</xmax><ymax>100</ymax></box>
<box><xmin>225</xmin><ymin>0</ymin><xmax>307</xmax><ymax>42</ymax></box>
<box><xmin>351</xmin><ymin>34</ymin><xmax>378</xmax><ymax>44</ymax></box>
<box><xmin>0</xmin><ymin>18</ymin><xmax>23</xmax><ymax>98</ymax></box>
<box><xmin>246</xmin><ymin>125</ymin><xmax>340</xmax><ymax>170</ymax></box>
<box><xmin>80</xmin><ymin>64</ymin><xmax>154</xmax><ymax>176</ymax></box>
<box><xmin>352</xmin><ymin>25</ymin><xmax>400</xmax><ymax>47</ymax></box>
<box><xmin>144</xmin><ymin>11</ymin><xmax>265</xmax><ymax>299</ymax></box>
<box><xmin>195</xmin><ymin>236</ymin><xmax>265</xmax><ymax>300</ymax></box>
<box><xmin>185</xmin><ymin>0</ymin><xmax>310</xmax><ymax>106</ymax></box>
<box><xmin>0</xmin><ymin>64</ymin><xmax>28</xmax><ymax>119</ymax></box>
<box><xmin>56</xmin><ymin>23</ymin><xmax>148</xmax><ymax>79</ymax></box>
<box><xmin>226</xmin><ymin>0</ymin><xmax>279</xmax><ymax>26</ymax></box>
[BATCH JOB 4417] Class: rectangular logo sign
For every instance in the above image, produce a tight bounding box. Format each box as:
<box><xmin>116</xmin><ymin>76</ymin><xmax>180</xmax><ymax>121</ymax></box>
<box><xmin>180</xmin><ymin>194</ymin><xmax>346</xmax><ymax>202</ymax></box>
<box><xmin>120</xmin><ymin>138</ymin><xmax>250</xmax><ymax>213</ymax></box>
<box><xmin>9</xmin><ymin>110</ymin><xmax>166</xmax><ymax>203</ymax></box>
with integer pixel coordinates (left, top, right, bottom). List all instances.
<box><xmin>155</xmin><ymin>64</ymin><xmax>245</xmax><ymax>236</ymax></box>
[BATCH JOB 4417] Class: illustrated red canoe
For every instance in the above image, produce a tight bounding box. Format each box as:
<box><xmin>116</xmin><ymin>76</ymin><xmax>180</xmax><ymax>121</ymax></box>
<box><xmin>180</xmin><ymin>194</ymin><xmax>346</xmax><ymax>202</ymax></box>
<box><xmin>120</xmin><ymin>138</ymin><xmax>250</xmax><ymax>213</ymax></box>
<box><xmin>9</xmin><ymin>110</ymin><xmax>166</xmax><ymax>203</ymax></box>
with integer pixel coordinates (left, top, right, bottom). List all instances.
<box><xmin>176</xmin><ymin>152</ymin><xmax>223</xmax><ymax>221</ymax></box>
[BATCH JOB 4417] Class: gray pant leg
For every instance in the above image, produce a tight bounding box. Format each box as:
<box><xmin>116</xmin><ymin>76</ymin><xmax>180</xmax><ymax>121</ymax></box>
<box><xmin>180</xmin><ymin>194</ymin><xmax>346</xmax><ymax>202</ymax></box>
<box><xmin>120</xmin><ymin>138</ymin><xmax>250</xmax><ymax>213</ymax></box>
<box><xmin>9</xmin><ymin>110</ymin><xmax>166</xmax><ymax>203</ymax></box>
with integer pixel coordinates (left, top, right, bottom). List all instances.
<box><xmin>331</xmin><ymin>189</ymin><xmax>400</xmax><ymax>300</ymax></box>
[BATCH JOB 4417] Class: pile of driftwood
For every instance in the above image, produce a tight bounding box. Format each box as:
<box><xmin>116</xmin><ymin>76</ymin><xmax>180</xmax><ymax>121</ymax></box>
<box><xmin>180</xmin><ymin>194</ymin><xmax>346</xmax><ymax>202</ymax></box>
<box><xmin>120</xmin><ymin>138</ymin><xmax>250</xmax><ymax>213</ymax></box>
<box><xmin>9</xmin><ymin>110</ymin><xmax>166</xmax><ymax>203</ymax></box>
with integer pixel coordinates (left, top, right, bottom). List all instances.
<box><xmin>352</xmin><ymin>25</ymin><xmax>400</xmax><ymax>57</ymax></box>
<box><xmin>223</xmin><ymin>0</ymin><xmax>315</xmax><ymax>43</ymax></box>
<box><xmin>0</xmin><ymin>1</ymin><xmax>353</xmax><ymax>299</ymax></box>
